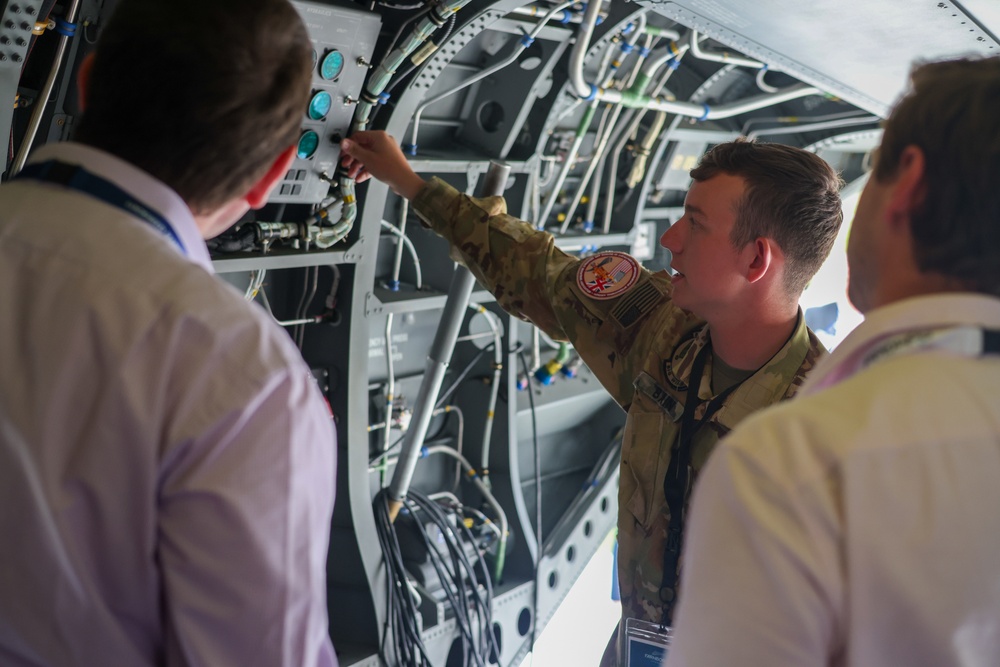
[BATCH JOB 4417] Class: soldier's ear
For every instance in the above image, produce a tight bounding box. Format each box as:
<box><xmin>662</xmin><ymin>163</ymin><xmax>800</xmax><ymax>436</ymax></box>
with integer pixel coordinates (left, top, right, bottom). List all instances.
<box><xmin>745</xmin><ymin>237</ymin><xmax>776</xmax><ymax>284</ymax></box>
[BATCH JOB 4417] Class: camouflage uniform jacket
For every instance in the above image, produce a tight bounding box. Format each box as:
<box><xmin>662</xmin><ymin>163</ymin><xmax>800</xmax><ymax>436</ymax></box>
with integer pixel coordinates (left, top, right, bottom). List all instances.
<box><xmin>413</xmin><ymin>177</ymin><xmax>824</xmax><ymax>662</ymax></box>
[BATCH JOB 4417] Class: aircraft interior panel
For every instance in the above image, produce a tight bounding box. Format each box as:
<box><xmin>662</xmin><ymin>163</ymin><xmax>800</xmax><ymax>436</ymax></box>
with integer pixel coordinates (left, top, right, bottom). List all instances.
<box><xmin>3</xmin><ymin>0</ymin><xmax>999</xmax><ymax>665</ymax></box>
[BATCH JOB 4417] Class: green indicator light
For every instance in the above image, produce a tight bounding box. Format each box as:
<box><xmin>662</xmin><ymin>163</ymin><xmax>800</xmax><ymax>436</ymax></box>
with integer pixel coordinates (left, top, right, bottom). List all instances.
<box><xmin>320</xmin><ymin>49</ymin><xmax>344</xmax><ymax>80</ymax></box>
<box><xmin>308</xmin><ymin>91</ymin><xmax>332</xmax><ymax>120</ymax></box>
<box><xmin>297</xmin><ymin>130</ymin><xmax>320</xmax><ymax>159</ymax></box>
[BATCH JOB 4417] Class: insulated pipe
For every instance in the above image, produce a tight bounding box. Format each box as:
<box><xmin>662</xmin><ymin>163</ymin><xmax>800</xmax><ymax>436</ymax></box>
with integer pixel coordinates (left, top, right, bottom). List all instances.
<box><xmin>602</xmin><ymin>60</ymin><xmax>698</xmax><ymax>233</ymax></box>
<box><xmin>380</xmin><ymin>220</ymin><xmax>423</xmax><ymax>289</ymax></box>
<box><xmin>389</xmin><ymin>199</ymin><xmax>410</xmax><ymax>290</ymax></box>
<box><xmin>746</xmin><ymin>114</ymin><xmax>881</xmax><ymax>140</ymax></box>
<box><xmin>690</xmin><ymin>30</ymin><xmax>766</xmax><ymax>69</ymax></box>
<box><xmin>599</xmin><ymin>79</ymin><xmax>818</xmax><ymax>118</ymax></box>
<box><xmin>557</xmin><ymin>24</ymin><xmax>653</xmax><ymax>233</ymax></box>
<box><xmin>537</xmin><ymin>101</ymin><xmax>597</xmax><ymax>228</ymax></box>
<box><xmin>468</xmin><ymin>304</ymin><xmax>503</xmax><ymax>479</ymax></box>
<box><xmin>10</xmin><ymin>0</ymin><xmax>82</xmax><ymax>176</ymax></box>
<box><xmin>565</xmin><ymin>12</ymin><xmax>818</xmax><ymax>142</ymax></box>
<box><xmin>567</xmin><ymin>0</ymin><xmax>605</xmax><ymax>99</ymax></box>
<box><xmin>381</xmin><ymin>313</ymin><xmax>395</xmax><ymax>488</ymax></box>
<box><xmin>386</xmin><ymin>161</ymin><xmax>512</xmax><ymax>521</ymax></box>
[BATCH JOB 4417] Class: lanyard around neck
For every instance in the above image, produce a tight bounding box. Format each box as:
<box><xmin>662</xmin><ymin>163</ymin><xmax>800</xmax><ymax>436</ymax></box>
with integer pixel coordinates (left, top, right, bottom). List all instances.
<box><xmin>15</xmin><ymin>160</ymin><xmax>186</xmax><ymax>256</ymax></box>
<box><xmin>861</xmin><ymin>326</ymin><xmax>1000</xmax><ymax>370</ymax></box>
<box><xmin>659</xmin><ymin>340</ymin><xmax>744</xmax><ymax>624</ymax></box>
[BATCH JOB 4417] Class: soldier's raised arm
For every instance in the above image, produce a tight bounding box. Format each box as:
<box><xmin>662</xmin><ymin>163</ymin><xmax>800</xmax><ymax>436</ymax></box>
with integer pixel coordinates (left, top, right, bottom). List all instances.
<box><xmin>341</xmin><ymin>130</ymin><xmax>692</xmax><ymax>410</ymax></box>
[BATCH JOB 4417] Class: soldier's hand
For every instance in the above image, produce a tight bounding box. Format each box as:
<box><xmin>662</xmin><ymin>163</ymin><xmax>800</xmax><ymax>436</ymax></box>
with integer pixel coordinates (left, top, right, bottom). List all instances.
<box><xmin>340</xmin><ymin>131</ymin><xmax>426</xmax><ymax>200</ymax></box>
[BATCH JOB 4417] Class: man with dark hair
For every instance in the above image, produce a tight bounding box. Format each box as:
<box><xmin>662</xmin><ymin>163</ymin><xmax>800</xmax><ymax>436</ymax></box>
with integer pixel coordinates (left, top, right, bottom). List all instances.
<box><xmin>0</xmin><ymin>1</ymin><xmax>337</xmax><ymax>665</ymax></box>
<box><xmin>666</xmin><ymin>56</ymin><xmax>1000</xmax><ymax>667</ymax></box>
<box><xmin>339</xmin><ymin>129</ymin><xmax>843</xmax><ymax>665</ymax></box>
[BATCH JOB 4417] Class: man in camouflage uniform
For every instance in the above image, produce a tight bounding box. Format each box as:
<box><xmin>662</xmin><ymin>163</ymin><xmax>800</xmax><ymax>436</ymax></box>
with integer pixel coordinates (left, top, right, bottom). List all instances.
<box><xmin>341</xmin><ymin>130</ymin><xmax>843</xmax><ymax>666</ymax></box>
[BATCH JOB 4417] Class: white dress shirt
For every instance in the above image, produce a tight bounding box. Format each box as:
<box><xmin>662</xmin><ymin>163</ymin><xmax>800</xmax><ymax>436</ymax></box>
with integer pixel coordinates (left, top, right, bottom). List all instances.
<box><xmin>667</xmin><ymin>293</ymin><xmax>1000</xmax><ymax>667</ymax></box>
<box><xmin>0</xmin><ymin>143</ymin><xmax>337</xmax><ymax>666</ymax></box>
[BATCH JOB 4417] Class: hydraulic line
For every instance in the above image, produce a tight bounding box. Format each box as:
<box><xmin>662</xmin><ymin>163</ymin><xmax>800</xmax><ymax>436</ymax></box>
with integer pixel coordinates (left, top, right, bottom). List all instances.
<box><xmin>336</xmin><ymin>0</ymin><xmax>473</xmax><ymax>246</ymax></box>
<box><xmin>386</xmin><ymin>161</ymin><xmax>511</xmax><ymax>522</ymax></box>
<box><xmin>380</xmin><ymin>219</ymin><xmax>423</xmax><ymax>289</ymax></box>
<box><xmin>381</xmin><ymin>313</ymin><xmax>396</xmax><ymax>487</ymax></box>
<box><xmin>389</xmin><ymin>196</ymin><xmax>410</xmax><ymax>290</ymax></box>
<box><xmin>467</xmin><ymin>304</ymin><xmax>503</xmax><ymax>484</ymax></box>
<box><xmin>567</xmin><ymin>7</ymin><xmax>818</xmax><ymax>128</ymax></box>
<box><xmin>406</xmin><ymin>0</ymin><xmax>576</xmax><ymax>155</ymax></box>
<box><xmin>557</xmin><ymin>26</ymin><xmax>654</xmax><ymax>233</ymax></box>
<box><xmin>746</xmin><ymin>114</ymin><xmax>881</xmax><ymax>140</ymax></box>
<box><xmin>10</xmin><ymin>0</ymin><xmax>82</xmax><ymax>176</ymax></box>
<box><xmin>690</xmin><ymin>30</ymin><xmax>766</xmax><ymax>69</ymax></box>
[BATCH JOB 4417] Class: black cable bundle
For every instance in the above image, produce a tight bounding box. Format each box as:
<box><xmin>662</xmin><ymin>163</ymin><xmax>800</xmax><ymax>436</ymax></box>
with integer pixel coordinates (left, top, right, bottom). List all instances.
<box><xmin>375</xmin><ymin>489</ymin><xmax>433</xmax><ymax>666</ymax></box>
<box><xmin>374</xmin><ymin>488</ymin><xmax>501</xmax><ymax>666</ymax></box>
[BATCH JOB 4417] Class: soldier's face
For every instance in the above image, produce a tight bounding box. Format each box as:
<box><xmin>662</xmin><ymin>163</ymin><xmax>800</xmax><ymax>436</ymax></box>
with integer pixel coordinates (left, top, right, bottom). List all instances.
<box><xmin>660</xmin><ymin>173</ymin><xmax>755</xmax><ymax>319</ymax></box>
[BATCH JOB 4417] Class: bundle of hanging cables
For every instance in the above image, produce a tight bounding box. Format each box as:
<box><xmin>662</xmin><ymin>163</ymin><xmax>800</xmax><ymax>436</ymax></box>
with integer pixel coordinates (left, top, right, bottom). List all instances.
<box><xmin>374</xmin><ymin>487</ymin><xmax>501</xmax><ymax>666</ymax></box>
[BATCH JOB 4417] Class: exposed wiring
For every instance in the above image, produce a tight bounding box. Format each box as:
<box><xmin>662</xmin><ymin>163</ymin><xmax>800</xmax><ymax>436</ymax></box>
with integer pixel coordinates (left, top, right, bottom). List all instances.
<box><xmin>374</xmin><ymin>486</ymin><xmax>501</xmax><ymax>666</ymax></box>
<box><xmin>740</xmin><ymin>109</ymin><xmax>876</xmax><ymax>136</ymax></box>
<box><xmin>746</xmin><ymin>114</ymin><xmax>881</xmax><ymax>140</ymax></box>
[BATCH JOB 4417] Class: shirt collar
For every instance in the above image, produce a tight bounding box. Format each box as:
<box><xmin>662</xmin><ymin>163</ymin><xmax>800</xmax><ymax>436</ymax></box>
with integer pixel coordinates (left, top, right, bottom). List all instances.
<box><xmin>26</xmin><ymin>142</ymin><xmax>213</xmax><ymax>272</ymax></box>
<box><xmin>802</xmin><ymin>292</ymin><xmax>1000</xmax><ymax>395</ymax></box>
<box><xmin>662</xmin><ymin>311</ymin><xmax>816</xmax><ymax>429</ymax></box>
<box><xmin>716</xmin><ymin>308</ymin><xmax>814</xmax><ymax>429</ymax></box>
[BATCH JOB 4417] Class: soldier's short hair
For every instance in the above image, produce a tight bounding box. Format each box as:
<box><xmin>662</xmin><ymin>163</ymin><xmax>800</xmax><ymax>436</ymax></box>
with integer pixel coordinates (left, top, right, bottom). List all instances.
<box><xmin>73</xmin><ymin>0</ymin><xmax>312</xmax><ymax>213</ymax></box>
<box><xmin>874</xmin><ymin>56</ymin><xmax>1000</xmax><ymax>297</ymax></box>
<box><xmin>690</xmin><ymin>139</ymin><xmax>844</xmax><ymax>296</ymax></box>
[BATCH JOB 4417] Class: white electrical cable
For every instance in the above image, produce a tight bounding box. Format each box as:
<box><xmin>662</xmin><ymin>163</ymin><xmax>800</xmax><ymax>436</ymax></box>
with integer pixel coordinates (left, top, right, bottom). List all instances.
<box><xmin>380</xmin><ymin>220</ymin><xmax>423</xmax><ymax>289</ymax></box>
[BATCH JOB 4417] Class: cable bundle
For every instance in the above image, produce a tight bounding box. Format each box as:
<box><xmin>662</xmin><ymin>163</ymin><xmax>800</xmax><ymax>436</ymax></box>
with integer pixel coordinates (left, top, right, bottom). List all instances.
<box><xmin>374</xmin><ymin>488</ymin><xmax>500</xmax><ymax>666</ymax></box>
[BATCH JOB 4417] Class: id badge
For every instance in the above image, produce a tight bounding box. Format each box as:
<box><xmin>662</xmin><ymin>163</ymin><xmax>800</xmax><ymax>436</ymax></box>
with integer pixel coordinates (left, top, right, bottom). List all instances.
<box><xmin>625</xmin><ymin>617</ymin><xmax>672</xmax><ymax>667</ymax></box>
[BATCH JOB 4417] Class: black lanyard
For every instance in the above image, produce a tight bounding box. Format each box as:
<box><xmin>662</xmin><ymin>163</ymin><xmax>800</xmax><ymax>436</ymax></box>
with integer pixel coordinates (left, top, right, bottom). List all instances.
<box><xmin>659</xmin><ymin>340</ymin><xmax>742</xmax><ymax>625</ymax></box>
<box><xmin>15</xmin><ymin>160</ymin><xmax>186</xmax><ymax>255</ymax></box>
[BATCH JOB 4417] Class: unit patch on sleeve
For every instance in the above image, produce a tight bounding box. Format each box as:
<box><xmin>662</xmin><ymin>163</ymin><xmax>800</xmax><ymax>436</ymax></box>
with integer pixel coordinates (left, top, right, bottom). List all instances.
<box><xmin>576</xmin><ymin>251</ymin><xmax>640</xmax><ymax>300</ymax></box>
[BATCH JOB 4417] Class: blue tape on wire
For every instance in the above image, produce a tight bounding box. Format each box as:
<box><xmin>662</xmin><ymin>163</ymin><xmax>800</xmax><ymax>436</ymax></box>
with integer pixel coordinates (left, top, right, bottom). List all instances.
<box><xmin>639</xmin><ymin>47</ymin><xmax>651</xmax><ymax>57</ymax></box>
<box><xmin>559</xmin><ymin>9</ymin><xmax>571</xmax><ymax>24</ymax></box>
<box><xmin>378</xmin><ymin>92</ymin><xmax>390</xmax><ymax>105</ymax></box>
<box><xmin>54</xmin><ymin>18</ymin><xmax>77</xmax><ymax>36</ymax></box>
<box><xmin>403</xmin><ymin>143</ymin><xmax>417</xmax><ymax>156</ymax></box>
<box><xmin>622</xmin><ymin>22</ymin><xmax>635</xmax><ymax>35</ymax></box>
<box><xmin>520</xmin><ymin>33</ymin><xmax>535</xmax><ymax>47</ymax></box>
<box><xmin>620</xmin><ymin>43</ymin><xmax>634</xmax><ymax>54</ymax></box>
<box><xmin>698</xmin><ymin>104</ymin><xmax>711</xmax><ymax>121</ymax></box>
<box><xmin>582</xmin><ymin>83</ymin><xmax>598</xmax><ymax>101</ymax></box>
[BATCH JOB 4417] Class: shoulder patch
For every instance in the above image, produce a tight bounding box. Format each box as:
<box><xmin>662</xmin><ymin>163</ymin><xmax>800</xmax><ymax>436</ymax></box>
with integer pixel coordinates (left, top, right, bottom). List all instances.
<box><xmin>576</xmin><ymin>251</ymin><xmax>640</xmax><ymax>300</ymax></box>
<box><xmin>610</xmin><ymin>281</ymin><xmax>663</xmax><ymax>328</ymax></box>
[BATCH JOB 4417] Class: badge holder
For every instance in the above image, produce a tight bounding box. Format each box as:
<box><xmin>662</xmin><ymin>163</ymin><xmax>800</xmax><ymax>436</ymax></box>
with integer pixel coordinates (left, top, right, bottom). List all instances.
<box><xmin>625</xmin><ymin>617</ymin><xmax>672</xmax><ymax>667</ymax></box>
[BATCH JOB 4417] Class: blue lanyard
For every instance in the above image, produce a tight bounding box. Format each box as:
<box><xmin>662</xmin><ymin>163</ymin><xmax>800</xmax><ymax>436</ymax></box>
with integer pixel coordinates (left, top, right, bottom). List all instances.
<box><xmin>15</xmin><ymin>160</ymin><xmax>187</xmax><ymax>255</ymax></box>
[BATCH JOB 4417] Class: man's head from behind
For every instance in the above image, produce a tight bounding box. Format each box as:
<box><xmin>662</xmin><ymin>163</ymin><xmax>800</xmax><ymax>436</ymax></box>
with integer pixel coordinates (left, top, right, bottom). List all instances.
<box><xmin>690</xmin><ymin>139</ymin><xmax>844</xmax><ymax>298</ymax></box>
<box><xmin>74</xmin><ymin>0</ymin><xmax>312</xmax><ymax>216</ymax></box>
<box><xmin>858</xmin><ymin>57</ymin><xmax>1000</xmax><ymax>305</ymax></box>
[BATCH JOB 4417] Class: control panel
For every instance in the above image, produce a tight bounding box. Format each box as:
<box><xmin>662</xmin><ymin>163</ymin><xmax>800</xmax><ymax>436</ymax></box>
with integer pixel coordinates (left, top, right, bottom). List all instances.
<box><xmin>278</xmin><ymin>0</ymin><xmax>381</xmax><ymax>204</ymax></box>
